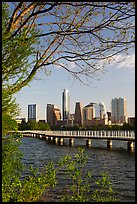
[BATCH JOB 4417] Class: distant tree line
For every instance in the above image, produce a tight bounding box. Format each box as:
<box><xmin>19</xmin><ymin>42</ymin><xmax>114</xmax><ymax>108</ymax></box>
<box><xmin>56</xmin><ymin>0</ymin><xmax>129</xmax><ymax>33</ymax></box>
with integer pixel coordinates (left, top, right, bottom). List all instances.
<box><xmin>18</xmin><ymin>120</ymin><xmax>50</xmax><ymax>130</ymax></box>
<box><xmin>52</xmin><ymin>122</ymin><xmax>135</xmax><ymax>131</ymax></box>
<box><xmin>19</xmin><ymin>120</ymin><xmax>134</xmax><ymax>131</ymax></box>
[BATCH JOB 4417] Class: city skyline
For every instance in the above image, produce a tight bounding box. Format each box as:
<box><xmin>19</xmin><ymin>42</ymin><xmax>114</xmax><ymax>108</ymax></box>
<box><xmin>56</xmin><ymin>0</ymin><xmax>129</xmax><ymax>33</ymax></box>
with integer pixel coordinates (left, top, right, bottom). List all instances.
<box><xmin>15</xmin><ymin>52</ymin><xmax>135</xmax><ymax>120</ymax></box>
<box><xmin>23</xmin><ymin>96</ymin><xmax>129</xmax><ymax>123</ymax></box>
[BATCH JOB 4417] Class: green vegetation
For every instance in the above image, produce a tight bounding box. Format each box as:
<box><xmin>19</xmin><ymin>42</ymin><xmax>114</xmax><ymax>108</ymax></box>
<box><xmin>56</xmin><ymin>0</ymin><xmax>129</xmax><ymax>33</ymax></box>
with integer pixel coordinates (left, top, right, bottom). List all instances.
<box><xmin>18</xmin><ymin>120</ymin><xmax>51</xmax><ymax>131</ymax></box>
<box><xmin>2</xmin><ymin>134</ymin><xmax>23</xmax><ymax>202</ymax></box>
<box><xmin>2</xmin><ymin>136</ymin><xmax>57</xmax><ymax>202</ymax></box>
<box><xmin>18</xmin><ymin>120</ymin><xmax>135</xmax><ymax>131</ymax></box>
<box><xmin>2</xmin><ymin>111</ymin><xmax>119</xmax><ymax>202</ymax></box>
<box><xmin>2</xmin><ymin>2</ymin><xmax>40</xmax><ymax>95</ymax></box>
<box><xmin>2</xmin><ymin>114</ymin><xmax>18</xmax><ymax>135</ymax></box>
<box><xmin>2</xmin><ymin>143</ymin><xmax>119</xmax><ymax>202</ymax></box>
<box><xmin>58</xmin><ymin>147</ymin><xmax>118</xmax><ymax>202</ymax></box>
<box><xmin>52</xmin><ymin>122</ymin><xmax>135</xmax><ymax>131</ymax></box>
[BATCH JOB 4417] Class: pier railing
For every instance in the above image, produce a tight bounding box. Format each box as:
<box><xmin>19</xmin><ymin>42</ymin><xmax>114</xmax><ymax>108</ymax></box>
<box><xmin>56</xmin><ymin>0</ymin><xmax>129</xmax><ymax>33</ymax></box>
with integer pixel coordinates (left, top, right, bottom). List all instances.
<box><xmin>10</xmin><ymin>130</ymin><xmax>134</xmax><ymax>150</ymax></box>
<box><xmin>17</xmin><ymin>130</ymin><xmax>135</xmax><ymax>141</ymax></box>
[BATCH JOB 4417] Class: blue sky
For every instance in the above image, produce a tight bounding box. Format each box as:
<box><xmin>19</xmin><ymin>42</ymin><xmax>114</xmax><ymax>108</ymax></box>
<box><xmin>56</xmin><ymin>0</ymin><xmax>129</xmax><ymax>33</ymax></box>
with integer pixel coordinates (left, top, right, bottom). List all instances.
<box><xmin>7</xmin><ymin>3</ymin><xmax>135</xmax><ymax>121</ymax></box>
<box><xmin>15</xmin><ymin>52</ymin><xmax>135</xmax><ymax>121</ymax></box>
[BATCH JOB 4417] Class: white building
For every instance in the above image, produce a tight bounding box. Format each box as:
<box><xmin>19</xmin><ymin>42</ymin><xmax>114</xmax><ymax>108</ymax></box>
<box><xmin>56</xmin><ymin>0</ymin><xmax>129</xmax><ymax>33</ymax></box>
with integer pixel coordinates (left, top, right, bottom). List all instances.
<box><xmin>111</xmin><ymin>97</ymin><xmax>128</xmax><ymax>124</ymax></box>
<box><xmin>94</xmin><ymin>104</ymin><xmax>100</xmax><ymax>119</ymax></box>
<box><xmin>99</xmin><ymin>101</ymin><xmax>108</xmax><ymax>120</ymax></box>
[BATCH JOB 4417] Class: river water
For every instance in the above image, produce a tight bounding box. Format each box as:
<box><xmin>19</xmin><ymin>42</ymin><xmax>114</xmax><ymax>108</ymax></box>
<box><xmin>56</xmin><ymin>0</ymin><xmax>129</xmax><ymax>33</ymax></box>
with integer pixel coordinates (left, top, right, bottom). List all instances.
<box><xmin>20</xmin><ymin>137</ymin><xmax>135</xmax><ymax>202</ymax></box>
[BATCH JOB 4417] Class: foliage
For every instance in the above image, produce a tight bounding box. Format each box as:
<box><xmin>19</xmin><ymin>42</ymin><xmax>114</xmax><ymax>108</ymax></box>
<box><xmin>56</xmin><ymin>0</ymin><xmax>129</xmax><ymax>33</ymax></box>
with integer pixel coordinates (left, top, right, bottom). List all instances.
<box><xmin>2</xmin><ymin>2</ymin><xmax>40</xmax><ymax>95</ymax></box>
<box><xmin>91</xmin><ymin>173</ymin><xmax>118</xmax><ymax>202</ymax></box>
<box><xmin>2</xmin><ymin>91</ymin><xmax>20</xmax><ymax>117</ymax></box>
<box><xmin>2</xmin><ymin>2</ymin><xmax>135</xmax><ymax>95</ymax></box>
<box><xmin>12</xmin><ymin>162</ymin><xmax>56</xmax><ymax>202</ymax></box>
<box><xmin>2</xmin><ymin>135</ymin><xmax>23</xmax><ymax>202</ymax></box>
<box><xmin>18</xmin><ymin>120</ymin><xmax>51</xmax><ymax>130</ymax></box>
<box><xmin>51</xmin><ymin>122</ymin><xmax>135</xmax><ymax>131</ymax></box>
<box><xmin>18</xmin><ymin>119</ymin><xmax>27</xmax><ymax>130</ymax></box>
<box><xmin>2</xmin><ymin>89</ymin><xmax>20</xmax><ymax>136</ymax></box>
<box><xmin>2</xmin><ymin>142</ymin><xmax>118</xmax><ymax>202</ymax></box>
<box><xmin>2</xmin><ymin>114</ymin><xmax>18</xmax><ymax>136</ymax></box>
<box><xmin>121</xmin><ymin>122</ymin><xmax>135</xmax><ymax>130</ymax></box>
<box><xmin>2</xmin><ymin>134</ymin><xmax>57</xmax><ymax>202</ymax></box>
<box><xmin>58</xmin><ymin>147</ymin><xmax>91</xmax><ymax>202</ymax></box>
<box><xmin>57</xmin><ymin>147</ymin><xmax>118</xmax><ymax>202</ymax></box>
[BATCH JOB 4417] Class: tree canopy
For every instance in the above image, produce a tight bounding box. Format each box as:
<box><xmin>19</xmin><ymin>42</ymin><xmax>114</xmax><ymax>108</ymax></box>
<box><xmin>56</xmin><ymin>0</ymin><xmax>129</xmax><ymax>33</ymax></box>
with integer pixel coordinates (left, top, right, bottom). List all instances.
<box><xmin>2</xmin><ymin>2</ymin><xmax>135</xmax><ymax>95</ymax></box>
<box><xmin>18</xmin><ymin>120</ymin><xmax>51</xmax><ymax>130</ymax></box>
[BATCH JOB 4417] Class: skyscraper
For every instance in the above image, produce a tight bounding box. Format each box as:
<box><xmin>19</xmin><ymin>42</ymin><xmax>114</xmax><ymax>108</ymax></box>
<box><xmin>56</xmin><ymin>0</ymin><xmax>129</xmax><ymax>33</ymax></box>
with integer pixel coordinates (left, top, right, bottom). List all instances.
<box><xmin>74</xmin><ymin>102</ymin><xmax>83</xmax><ymax>126</ymax></box>
<box><xmin>83</xmin><ymin>103</ymin><xmax>95</xmax><ymax>126</ymax></box>
<box><xmin>111</xmin><ymin>97</ymin><xmax>128</xmax><ymax>124</ymax></box>
<box><xmin>47</xmin><ymin>104</ymin><xmax>61</xmax><ymax>127</ymax></box>
<box><xmin>62</xmin><ymin>89</ymin><xmax>70</xmax><ymax>121</ymax></box>
<box><xmin>53</xmin><ymin>106</ymin><xmax>61</xmax><ymax>126</ymax></box>
<box><xmin>47</xmin><ymin>104</ymin><xmax>54</xmax><ymax>126</ymax></box>
<box><xmin>28</xmin><ymin>104</ymin><xmax>38</xmax><ymax>121</ymax></box>
<box><xmin>99</xmin><ymin>101</ymin><xmax>107</xmax><ymax>119</ymax></box>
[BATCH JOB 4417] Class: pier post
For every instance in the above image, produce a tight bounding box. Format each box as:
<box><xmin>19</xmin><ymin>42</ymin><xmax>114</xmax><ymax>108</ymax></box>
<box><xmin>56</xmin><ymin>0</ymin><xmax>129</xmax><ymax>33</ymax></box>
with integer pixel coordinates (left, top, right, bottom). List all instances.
<box><xmin>50</xmin><ymin>137</ymin><xmax>53</xmax><ymax>141</ymax></box>
<box><xmin>53</xmin><ymin>137</ymin><xmax>56</xmax><ymax>142</ymax></box>
<box><xmin>59</xmin><ymin>138</ymin><xmax>63</xmax><ymax>145</ymax></box>
<box><xmin>107</xmin><ymin>140</ymin><xmax>112</xmax><ymax>149</ymax></box>
<box><xmin>127</xmin><ymin>141</ymin><xmax>134</xmax><ymax>151</ymax></box>
<box><xmin>69</xmin><ymin>138</ymin><xmax>74</xmax><ymax>146</ymax></box>
<box><xmin>55</xmin><ymin>137</ymin><xmax>59</xmax><ymax>144</ymax></box>
<box><xmin>86</xmin><ymin>139</ymin><xmax>92</xmax><ymax>147</ymax></box>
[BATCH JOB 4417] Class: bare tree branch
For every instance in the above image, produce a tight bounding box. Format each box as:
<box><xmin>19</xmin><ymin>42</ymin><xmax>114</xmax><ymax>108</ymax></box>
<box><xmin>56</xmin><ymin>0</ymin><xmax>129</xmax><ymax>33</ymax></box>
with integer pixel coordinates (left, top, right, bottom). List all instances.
<box><xmin>2</xmin><ymin>2</ymin><xmax>135</xmax><ymax>95</ymax></box>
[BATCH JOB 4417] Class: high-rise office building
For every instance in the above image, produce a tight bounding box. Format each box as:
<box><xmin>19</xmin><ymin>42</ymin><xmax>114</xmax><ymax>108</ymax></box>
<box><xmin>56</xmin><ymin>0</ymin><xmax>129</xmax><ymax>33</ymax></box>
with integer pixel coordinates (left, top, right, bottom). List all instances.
<box><xmin>74</xmin><ymin>102</ymin><xmax>83</xmax><ymax>125</ymax></box>
<box><xmin>47</xmin><ymin>104</ymin><xmax>54</xmax><ymax>126</ymax></box>
<box><xmin>47</xmin><ymin>104</ymin><xmax>61</xmax><ymax>127</ymax></box>
<box><xmin>28</xmin><ymin>104</ymin><xmax>38</xmax><ymax>121</ymax></box>
<box><xmin>99</xmin><ymin>101</ymin><xmax>107</xmax><ymax>119</ymax></box>
<box><xmin>83</xmin><ymin>103</ymin><xmax>95</xmax><ymax>125</ymax></box>
<box><xmin>111</xmin><ymin>97</ymin><xmax>128</xmax><ymax>124</ymax></box>
<box><xmin>53</xmin><ymin>106</ymin><xmax>61</xmax><ymax>126</ymax></box>
<box><xmin>62</xmin><ymin>89</ymin><xmax>70</xmax><ymax>121</ymax></box>
<box><xmin>94</xmin><ymin>104</ymin><xmax>100</xmax><ymax>119</ymax></box>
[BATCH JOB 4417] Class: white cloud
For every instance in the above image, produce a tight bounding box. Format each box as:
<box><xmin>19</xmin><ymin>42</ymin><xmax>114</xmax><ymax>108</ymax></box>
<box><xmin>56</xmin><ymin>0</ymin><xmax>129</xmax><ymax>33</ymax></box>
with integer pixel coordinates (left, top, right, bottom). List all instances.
<box><xmin>54</xmin><ymin>54</ymin><xmax>135</xmax><ymax>73</ymax></box>
<box><xmin>54</xmin><ymin>61</ymin><xmax>76</xmax><ymax>70</ymax></box>
<box><xmin>110</xmin><ymin>53</ymin><xmax>135</xmax><ymax>70</ymax></box>
<box><xmin>68</xmin><ymin>61</ymin><xmax>76</xmax><ymax>69</ymax></box>
<box><xmin>54</xmin><ymin>62</ymin><xmax>64</xmax><ymax>69</ymax></box>
<box><xmin>99</xmin><ymin>53</ymin><xmax>135</xmax><ymax>71</ymax></box>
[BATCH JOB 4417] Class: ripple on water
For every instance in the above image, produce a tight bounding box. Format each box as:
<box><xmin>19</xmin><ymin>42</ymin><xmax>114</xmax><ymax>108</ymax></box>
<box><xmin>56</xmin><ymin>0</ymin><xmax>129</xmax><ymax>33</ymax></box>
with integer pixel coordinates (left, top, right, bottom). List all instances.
<box><xmin>20</xmin><ymin>137</ymin><xmax>135</xmax><ymax>202</ymax></box>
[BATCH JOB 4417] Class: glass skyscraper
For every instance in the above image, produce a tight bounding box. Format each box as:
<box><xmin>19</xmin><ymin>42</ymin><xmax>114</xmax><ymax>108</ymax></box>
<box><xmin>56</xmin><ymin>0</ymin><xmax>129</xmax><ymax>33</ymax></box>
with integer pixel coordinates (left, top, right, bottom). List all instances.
<box><xmin>111</xmin><ymin>97</ymin><xmax>127</xmax><ymax>124</ymax></box>
<box><xmin>28</xmin><ymin>104</ymin><xmax>38</xmax><ymax>121</ymax></box>
<box><xmin>62</xmin><ymin>89</ymin><xmax>70</xmax><ymax>120</ymax></box>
